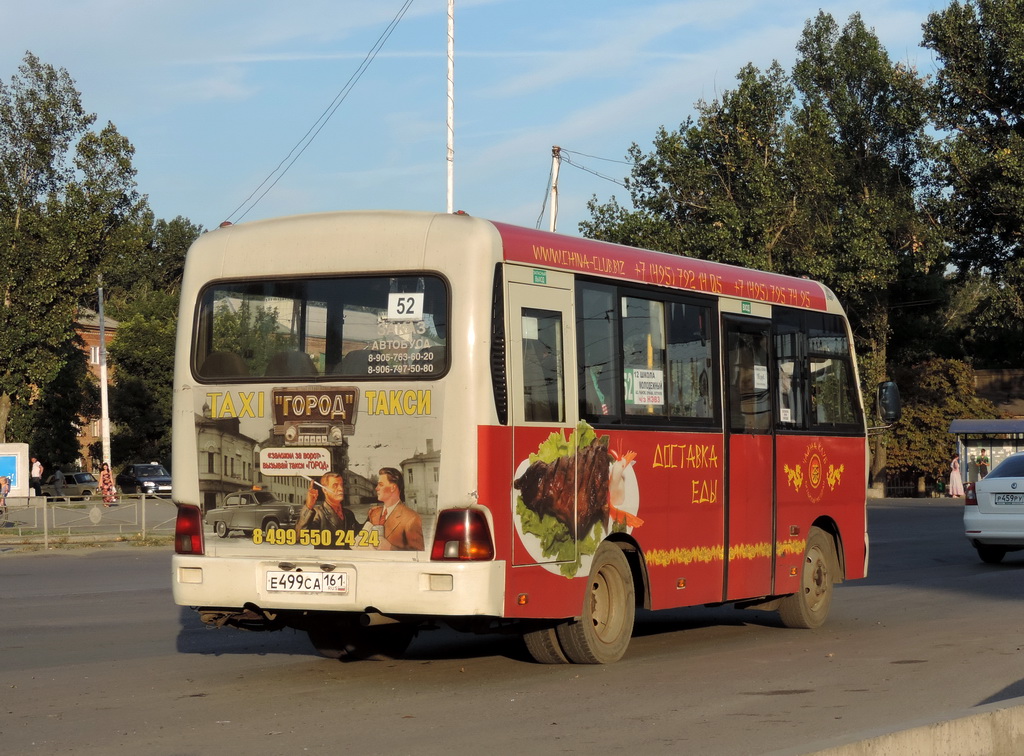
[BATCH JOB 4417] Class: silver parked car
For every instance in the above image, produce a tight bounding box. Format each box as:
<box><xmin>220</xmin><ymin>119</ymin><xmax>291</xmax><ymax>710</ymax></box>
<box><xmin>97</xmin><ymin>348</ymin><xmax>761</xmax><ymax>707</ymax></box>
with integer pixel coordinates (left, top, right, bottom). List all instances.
<box><xmin>964</xmin><ymin>451</ymin><xmax>1024</xmax><ymax>563</ymax></box>
<box><xmin>41</xmin><ymin>472</ymin><xmax>100</xmax><ymax>500</ymax></box>
<box><xmin>205</xmin><ymin>490</ymin><xmax>302</xmax><ymax>538</ymax></box>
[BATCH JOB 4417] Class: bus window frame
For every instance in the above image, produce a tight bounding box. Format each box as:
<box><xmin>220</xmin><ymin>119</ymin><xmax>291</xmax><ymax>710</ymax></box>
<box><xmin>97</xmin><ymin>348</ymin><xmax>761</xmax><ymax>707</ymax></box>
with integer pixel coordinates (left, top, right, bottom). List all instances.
<box><xmin>190</xmin><ymin>271</ymin><xmax>452</xmax><ymax>384</ymax></box>
<box><xmin>771</xmin><ymin>307</ymin><xmax>863</xmax><ymax>436</ymax></box>
<box><xmin>575</xmin><ymin>277</ymin><xmax>722</xmax><ymax>431</ymax></box>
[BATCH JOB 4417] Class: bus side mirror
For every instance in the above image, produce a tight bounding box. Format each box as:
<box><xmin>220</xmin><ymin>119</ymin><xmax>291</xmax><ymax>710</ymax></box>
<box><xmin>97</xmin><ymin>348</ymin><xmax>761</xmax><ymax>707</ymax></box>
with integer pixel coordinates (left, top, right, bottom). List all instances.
<box><xmin>876</xmin><ymin>381</ymin><xmax>901</xmax><ymax>424</ymax></box>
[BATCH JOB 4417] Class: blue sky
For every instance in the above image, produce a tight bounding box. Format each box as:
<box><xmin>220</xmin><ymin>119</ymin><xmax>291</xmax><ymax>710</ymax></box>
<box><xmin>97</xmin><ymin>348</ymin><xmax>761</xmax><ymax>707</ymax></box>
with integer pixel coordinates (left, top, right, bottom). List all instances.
<box><xmin>1</xmin><ymin>0</ymin><xmax>945</xmax><ymax>236</ymax></box>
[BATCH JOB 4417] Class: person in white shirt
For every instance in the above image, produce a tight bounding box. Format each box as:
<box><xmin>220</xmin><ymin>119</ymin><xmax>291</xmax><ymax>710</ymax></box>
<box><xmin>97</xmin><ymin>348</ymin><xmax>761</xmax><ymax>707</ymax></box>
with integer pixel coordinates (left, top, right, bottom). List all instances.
<box><xmin>30</xmin><ymin>457</ymin><xmax>43</xmax><ymax>496</ymax></box>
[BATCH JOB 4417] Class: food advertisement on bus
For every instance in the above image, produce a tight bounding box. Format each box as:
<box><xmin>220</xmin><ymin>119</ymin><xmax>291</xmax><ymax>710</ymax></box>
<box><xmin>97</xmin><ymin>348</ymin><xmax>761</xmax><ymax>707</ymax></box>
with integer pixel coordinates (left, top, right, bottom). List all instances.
<box><xmin>512</xmin><ymin>421</ymin><xmax>642</xmax><ymax>578</ymax></box>
<box><xmin>197</xmin><ymin>381</ymin><xmax>441</xmax><ymax>553</ymax></box>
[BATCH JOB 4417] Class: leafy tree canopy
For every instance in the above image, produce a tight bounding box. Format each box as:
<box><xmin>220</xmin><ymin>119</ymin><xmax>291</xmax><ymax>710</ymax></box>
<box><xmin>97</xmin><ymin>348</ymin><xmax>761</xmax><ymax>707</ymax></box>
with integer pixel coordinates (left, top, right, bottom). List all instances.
<box><xmin>0</xmin><ymin>52</ymin><xmax>148</xmax><ymax>443</ymax></box>
<box><xmin>923</xmin><ymin>0</ymin><xmax>1024</xmax><ymax>275</ymax></box>
<box><xmin>887</xmin><ymin>358</ymin><xmax>1000</xmax><ymax>479</ymax></box>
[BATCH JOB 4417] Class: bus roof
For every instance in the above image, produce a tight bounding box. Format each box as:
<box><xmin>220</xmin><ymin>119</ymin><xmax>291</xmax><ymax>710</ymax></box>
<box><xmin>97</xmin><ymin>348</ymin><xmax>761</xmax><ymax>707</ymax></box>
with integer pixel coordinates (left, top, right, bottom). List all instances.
<box><xmin>493</xmin><ymin>221</ymin><xmax>832</xmax><ymax>313</ymax></box>
<box><xmin>194</xmin><ymin>211</ymin><xmax>834</xmax><ymax>314</ymax></box>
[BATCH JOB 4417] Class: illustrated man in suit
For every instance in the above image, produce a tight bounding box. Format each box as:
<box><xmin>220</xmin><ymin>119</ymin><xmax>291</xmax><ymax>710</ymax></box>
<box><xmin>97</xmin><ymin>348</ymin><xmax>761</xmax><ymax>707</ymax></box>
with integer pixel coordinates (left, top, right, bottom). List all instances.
<box><xmin>365</xmin><ymin>467</ymin><xmax>423</xmax><ymax>551</ymax></box>
<box><xmin>295</xmin><ymin>472</ymin><xmax>361</xmax><ymax>549</ymax></box>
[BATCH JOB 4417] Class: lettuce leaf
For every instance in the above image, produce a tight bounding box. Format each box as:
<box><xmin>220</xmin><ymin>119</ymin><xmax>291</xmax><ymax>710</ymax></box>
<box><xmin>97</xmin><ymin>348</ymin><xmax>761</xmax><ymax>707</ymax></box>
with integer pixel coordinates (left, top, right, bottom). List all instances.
<box><xmin>528</xmin><ymin>421</ymin><xmax>599</xmax><ymax>465</ymax></box>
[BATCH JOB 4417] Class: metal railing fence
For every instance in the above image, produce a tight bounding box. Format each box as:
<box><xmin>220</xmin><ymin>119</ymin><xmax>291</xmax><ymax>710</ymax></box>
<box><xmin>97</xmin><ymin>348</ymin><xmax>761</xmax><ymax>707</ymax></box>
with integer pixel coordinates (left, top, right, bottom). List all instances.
<box><xmin>0</xmin><ymin>494</ymin><xmax>177</xmax><ymax>548</ymax></box>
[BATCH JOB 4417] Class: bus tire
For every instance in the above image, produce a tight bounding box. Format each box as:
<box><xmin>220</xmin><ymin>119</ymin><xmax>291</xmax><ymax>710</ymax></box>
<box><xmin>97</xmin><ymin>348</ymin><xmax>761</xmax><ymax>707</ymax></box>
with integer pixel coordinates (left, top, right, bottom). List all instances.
<box><xmin>523</xmin><ymin>626</ymin><xmax>569</xmax><ymax>664</ymax></box>
<box><xmin>778</xmin><ymin>526</ymin><xmax>835</xmax><ymax>629</ymax></box>
<box><xmin>556</xmin><ymin>543</ymin><xmax>635</xmax><ymax>664</ymax></box>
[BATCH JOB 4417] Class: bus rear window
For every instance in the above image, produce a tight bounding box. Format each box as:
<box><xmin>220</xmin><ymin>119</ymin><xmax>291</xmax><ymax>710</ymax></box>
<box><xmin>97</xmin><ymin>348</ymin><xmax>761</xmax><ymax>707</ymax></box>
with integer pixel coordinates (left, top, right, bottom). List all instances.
<box><xmin>193</xmin><ymin>275</ymin><xmax>448</xmax><ymax>380</ymax></box>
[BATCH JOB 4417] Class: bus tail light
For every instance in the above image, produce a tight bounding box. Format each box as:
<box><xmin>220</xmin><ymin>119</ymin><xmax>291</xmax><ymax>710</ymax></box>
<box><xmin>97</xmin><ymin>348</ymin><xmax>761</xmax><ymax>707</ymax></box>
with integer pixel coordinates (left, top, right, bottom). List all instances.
<box><xmin>431</xmin><ymin>508</ymin><xmax>494</xmax><ymax>561</ymax></box>
<box><xmin>964</xmin><ymin>483</ymin><xmax>977</xmax><ymax>505</ymax></box>
<box><xmin>175</xmin><ymin>504</ymin><xmax>205</xmax><ymax>555</ymax></box>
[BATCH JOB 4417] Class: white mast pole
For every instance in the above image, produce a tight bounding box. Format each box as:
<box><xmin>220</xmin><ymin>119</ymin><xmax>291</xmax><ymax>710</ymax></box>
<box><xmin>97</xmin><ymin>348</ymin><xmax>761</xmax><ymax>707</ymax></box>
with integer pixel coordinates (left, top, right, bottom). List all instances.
<box><xmin>550</xmin><ymin>145</ymin><xmax>561</xmax><ymax>233</ymax></box>
<box><xmin>446</xmin><ymin>0</ymin><xmax>455</xmax><ymax>214</ymax></box>
<box><xmin>97</xmin><ymin>276</ymin><xmax>111</xmax><ymax>469</ymax></box>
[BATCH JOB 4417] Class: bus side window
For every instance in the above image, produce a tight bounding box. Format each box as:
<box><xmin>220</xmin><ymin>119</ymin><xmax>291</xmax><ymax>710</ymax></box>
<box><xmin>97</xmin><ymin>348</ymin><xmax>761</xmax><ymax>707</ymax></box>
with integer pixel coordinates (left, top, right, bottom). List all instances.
<box><xmin>727</xmin><ymin>329</ymin><xmax>771</xmax><ymax>433</ymax></box>
<box><xmin>810</xmin><ymin>357</ymin><xmax>858</xmax><ymax>426</ymax></box>
<box><xmin>522</xmin><ymin>309</ymin><xmax>564</xmax><ymax>423</ymax></box>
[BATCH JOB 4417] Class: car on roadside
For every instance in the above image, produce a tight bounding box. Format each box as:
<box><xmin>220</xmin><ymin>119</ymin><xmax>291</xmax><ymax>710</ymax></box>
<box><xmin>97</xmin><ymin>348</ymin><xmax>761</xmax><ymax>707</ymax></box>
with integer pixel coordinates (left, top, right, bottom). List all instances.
<box><xmin>205</xmin><ymin>489</ymin><xmax>302</xmax><ymax>538</ymax></box>
<box><xmin>41</xmin><ymin>472</ymin><xmax>100</xmax><ymax>500</ymax></box>
<box><xmin>116</xmin><ymin>463</ymin><xmax>172</xmax><ymax>496</ymax></box>
<box><xmin>964</xmin><ymin>451</ymin><xmax>1024</xmax><ymax>564</ymax></box>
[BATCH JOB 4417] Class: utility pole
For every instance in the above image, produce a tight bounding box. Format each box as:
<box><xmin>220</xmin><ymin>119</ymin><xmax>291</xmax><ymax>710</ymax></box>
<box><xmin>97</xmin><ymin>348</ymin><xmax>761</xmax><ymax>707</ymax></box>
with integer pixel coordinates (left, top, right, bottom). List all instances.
<box><xmin>550</xmin><ymin>145</ymin><xmax>561</xmax><ymax>232</ymax></box>
<box><xmin>446</xmin><ymin>0</ymin><xmax>455</xmax><ymax>214</ymax></box>
<box><xmin>97</xmin><ymin>275</ymin><xmax>111</xmax><ymax>469</ymax></box>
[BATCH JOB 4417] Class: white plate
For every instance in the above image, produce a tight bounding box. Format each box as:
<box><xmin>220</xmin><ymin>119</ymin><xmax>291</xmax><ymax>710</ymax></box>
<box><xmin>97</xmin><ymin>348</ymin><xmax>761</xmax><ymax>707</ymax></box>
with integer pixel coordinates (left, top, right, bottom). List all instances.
<box><xmin>265</xmin><ymin>570</ymin><xmax>349</xmax><ymax>593</ymax></box>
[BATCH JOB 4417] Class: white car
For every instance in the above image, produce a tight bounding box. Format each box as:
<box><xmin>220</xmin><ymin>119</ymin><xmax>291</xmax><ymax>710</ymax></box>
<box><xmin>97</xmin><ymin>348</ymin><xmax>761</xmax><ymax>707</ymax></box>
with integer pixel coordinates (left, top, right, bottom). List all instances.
<box><xmin>965</xmin><ymin>452</ymin><xmax>1024</xmax><ymax>564</ymax></box>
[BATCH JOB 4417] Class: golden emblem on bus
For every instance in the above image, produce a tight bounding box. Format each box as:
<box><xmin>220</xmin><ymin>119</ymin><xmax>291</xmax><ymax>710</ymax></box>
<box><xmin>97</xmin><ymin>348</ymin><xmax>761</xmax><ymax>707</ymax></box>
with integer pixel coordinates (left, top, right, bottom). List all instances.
<box><xmin>785</xmin><ymin>442</ymin><xmax>843</xmax><ymax>503</ymax></box>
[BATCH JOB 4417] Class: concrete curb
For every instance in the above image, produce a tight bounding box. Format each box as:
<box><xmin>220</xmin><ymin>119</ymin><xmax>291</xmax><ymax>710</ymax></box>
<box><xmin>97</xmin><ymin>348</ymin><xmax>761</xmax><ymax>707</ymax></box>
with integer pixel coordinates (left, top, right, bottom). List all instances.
<box><xmin>769</xmin><ymin>697</ymin><xmax>1024</xmax><ymax>756</ymax></box>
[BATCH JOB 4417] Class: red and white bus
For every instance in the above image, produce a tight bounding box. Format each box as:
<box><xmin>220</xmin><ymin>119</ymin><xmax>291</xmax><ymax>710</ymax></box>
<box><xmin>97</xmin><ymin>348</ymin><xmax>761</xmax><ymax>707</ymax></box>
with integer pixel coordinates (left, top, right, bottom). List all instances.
<box><xmin>171</xmin><ymin>210</ymin><xmax>899</xmax><ymax>663</ymax></box>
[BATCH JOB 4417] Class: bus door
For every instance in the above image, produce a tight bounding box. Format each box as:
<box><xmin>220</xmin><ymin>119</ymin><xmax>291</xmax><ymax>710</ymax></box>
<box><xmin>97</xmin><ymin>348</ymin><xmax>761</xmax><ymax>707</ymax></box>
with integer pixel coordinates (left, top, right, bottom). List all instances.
<box><xmin>723</xmin><ymin>316</ymin><xmax>775</xmax><ymax>600</ymax></box>
<box><xmin>508</xmin><ymin>279</ymin><xmax>578</xmax><ymax>567</ymax></box>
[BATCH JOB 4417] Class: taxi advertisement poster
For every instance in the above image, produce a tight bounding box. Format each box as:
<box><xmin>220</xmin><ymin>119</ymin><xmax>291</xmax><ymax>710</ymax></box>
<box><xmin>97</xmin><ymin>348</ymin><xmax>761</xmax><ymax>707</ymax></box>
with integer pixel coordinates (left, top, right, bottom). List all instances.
<box><xmin>197</xmin><ymin>381</ymin><xmax>441</xmax><ymax>553</ymax></box>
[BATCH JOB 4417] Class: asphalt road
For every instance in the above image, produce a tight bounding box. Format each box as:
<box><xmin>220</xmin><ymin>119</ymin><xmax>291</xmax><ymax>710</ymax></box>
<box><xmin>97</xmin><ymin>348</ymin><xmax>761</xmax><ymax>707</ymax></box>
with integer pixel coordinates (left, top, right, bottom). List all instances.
<box><xmin>1</xmin><ymin>499</ymin><xmax>1021</xmax><ymax>756</ymax></box>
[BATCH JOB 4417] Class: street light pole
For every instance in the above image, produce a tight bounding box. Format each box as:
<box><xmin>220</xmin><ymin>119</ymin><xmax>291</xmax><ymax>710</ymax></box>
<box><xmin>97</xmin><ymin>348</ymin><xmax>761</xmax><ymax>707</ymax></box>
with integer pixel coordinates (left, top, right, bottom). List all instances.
<box><xmin>97</xmin><ymin>276</ymin><xmax>111</xmax><ymax>469</ymax></box>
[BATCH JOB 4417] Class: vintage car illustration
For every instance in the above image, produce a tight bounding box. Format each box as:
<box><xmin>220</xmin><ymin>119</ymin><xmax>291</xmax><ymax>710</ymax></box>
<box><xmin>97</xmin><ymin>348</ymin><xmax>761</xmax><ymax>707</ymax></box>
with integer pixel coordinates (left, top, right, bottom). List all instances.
<box><xmin>205</xmin><ymin>490</ymin><xmax>302</xmax><ymax>538</ymax></box>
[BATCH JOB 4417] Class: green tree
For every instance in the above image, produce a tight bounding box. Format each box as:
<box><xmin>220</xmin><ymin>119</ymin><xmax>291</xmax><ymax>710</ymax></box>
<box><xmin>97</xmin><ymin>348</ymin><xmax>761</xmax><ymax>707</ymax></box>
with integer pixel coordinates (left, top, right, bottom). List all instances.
<box><xmin>107</xmin><ymin>308</ymin><xmax>176</xmax><ymax>466</ymax></box>
<box><xmin>582</xmin><ymin>61</ymin><xmax>798</xmax><ymax>270</ymax></box>
<box><xmin>8</xmin><ymin>338</ymin><xmax>97</xmax><ymax>469</ymax></box>
<box><xmin>102</xmin><ymin>213</ymin><xmax>198</xmax><ymax>315</ymax></box>
<box><xmin>790</xmin><ymin>12</ymin><xmax>939</xmax><ymax>391</ymax></box>
<box><xmin>923</xmin><ymin>0</ymin><xmax>1024</xmax><ymax>276</ymax></box>
<box><xmin>887</xmin><ymin>358</ymin><xmax>999</xmax><ymax>480</ymax></box>
<box><xmin>97</xmin><ymin>204</ymin><xmax>199</xmax><ymax>470</ymax></box>
<box><xmin>0</xmin><ymin>52</ymin><xmax>146</xmax><ymax>443</ymax></box>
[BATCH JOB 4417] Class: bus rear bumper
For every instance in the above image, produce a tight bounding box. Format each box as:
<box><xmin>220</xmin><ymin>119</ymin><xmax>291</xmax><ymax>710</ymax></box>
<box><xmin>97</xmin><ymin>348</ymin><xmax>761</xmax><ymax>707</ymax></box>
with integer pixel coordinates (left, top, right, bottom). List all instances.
<box><xmin>172</xmin><ymin>553</ymin><xmax>507</xmax><ymax>618</ymax></box>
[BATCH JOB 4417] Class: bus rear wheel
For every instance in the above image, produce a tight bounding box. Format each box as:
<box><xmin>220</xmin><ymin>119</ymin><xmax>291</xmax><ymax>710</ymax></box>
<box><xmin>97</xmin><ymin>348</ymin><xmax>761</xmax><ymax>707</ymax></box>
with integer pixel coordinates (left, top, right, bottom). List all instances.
<box><xmin>555</xmin><ymin>543</ymin><xmax>635</xmax><ymax>664</ymax></box>
<box><xmin>523</xmin><ymin>625</ymin><xmax>569</xmax><ymax>664</ymax></box>
<box><xmin>778</xmin><ymin>526</ymin><xmax>835</xmax><ymax>629</ymax></box>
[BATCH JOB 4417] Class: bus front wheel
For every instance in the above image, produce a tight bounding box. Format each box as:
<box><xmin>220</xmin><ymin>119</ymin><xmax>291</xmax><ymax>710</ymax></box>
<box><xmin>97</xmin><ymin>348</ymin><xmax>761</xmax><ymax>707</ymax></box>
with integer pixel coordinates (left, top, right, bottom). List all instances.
<box><xmin>778</xmin><ymin>526</ymin><xmax>835</xmax><ymax>629</ymax></box>
<box><xmin>556</xmin><ymin>543</ymin><xmax>635</xmax><ymax>664</ymax></box>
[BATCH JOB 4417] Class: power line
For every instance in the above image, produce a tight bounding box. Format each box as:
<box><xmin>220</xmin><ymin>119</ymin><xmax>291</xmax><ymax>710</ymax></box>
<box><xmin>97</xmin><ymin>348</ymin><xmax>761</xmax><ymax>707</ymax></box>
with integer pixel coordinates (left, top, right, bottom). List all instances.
<box><xmin>224</xmin><ymin>0</ymin><xmax>416</xmax><ymax>224</ymax></box>
<box><xmin>560</xmin><ymin>148</ymin><xmax>631</xmax><ymax>166</ymax></box>
<box><xmin>559</xmin><ymin>150</ymin><xmax>628</xmax><ymax>189</ymax></box>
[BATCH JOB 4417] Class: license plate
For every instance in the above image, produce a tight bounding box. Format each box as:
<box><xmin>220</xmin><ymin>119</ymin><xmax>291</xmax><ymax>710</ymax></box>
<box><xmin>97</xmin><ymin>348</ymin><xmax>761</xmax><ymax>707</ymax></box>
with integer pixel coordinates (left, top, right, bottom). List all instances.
<box><xmin>994</xmin><ymin>493</ymin><xmax>1024</xmax><ymax>505</ymax></box>
<box><xmin>265</xmin><ymin>570</ymin><xmax>348</xmax><ymax>594</ymax></box>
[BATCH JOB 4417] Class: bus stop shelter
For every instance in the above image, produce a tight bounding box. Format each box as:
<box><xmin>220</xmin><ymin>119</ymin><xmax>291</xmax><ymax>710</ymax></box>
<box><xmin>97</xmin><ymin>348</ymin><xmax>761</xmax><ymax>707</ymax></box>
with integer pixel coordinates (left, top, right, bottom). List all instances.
<box><xmin>948</xmin><ymin>419</ymin><xmax>1024</xmax><ymax>483</ymax></box>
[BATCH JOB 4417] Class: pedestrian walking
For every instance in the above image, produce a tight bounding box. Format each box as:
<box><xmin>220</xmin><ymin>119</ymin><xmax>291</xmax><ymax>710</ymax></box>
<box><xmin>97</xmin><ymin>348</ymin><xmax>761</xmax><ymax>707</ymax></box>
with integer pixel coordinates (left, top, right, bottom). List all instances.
<box><xmin>98</xmin><ymin>462</ymin><xmax>117</xmax><ymax>506</ymax></box>
<box><xmin>949</xmin><ymin>454</ymin><xmax>965</xmax><ymax>497</ymax></box>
